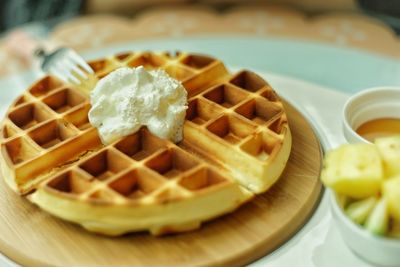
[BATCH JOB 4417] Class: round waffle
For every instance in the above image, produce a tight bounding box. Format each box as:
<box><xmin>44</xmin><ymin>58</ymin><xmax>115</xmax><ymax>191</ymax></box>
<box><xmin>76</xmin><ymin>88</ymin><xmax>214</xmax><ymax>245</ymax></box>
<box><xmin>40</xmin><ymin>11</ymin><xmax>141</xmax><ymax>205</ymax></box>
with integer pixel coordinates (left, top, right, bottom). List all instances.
<box><xmin>0</xmin><ymin>52</ymin><xmax>292</xmax><ymax>235</ymax></box>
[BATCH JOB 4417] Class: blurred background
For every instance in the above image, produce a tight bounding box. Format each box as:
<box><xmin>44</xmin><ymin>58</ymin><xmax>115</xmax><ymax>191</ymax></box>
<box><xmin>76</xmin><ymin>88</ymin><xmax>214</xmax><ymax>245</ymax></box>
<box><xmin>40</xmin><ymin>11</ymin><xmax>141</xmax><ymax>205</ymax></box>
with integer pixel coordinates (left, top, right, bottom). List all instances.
<box><xmin>1</xmin><ymin>0</ymin><xmax>400</xmax><ymax>35</ymax></box>
<box><xmin>1</xmin><ymin>0</ymin><xmax>400</xmax><ymax>94</ymax></box>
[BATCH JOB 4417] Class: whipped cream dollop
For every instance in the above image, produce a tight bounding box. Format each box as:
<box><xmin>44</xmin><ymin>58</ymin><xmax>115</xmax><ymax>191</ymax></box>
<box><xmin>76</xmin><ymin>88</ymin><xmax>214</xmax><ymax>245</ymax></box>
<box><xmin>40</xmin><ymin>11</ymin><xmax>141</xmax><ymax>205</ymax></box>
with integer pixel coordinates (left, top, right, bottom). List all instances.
<box><xmin>88</xmin><ymin>66</ymin><xmax>188</xmax><ymax>144</ymax></box>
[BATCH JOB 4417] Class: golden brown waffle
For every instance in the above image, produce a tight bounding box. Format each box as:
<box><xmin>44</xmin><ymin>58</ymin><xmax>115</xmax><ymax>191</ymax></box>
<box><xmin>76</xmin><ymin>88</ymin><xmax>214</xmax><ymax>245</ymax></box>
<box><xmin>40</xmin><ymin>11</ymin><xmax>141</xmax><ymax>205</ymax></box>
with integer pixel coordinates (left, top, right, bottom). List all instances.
<box><xmin>0</xmin><ymin>51</ymin><xmax>291</xmax><ymax>235</ymax></box>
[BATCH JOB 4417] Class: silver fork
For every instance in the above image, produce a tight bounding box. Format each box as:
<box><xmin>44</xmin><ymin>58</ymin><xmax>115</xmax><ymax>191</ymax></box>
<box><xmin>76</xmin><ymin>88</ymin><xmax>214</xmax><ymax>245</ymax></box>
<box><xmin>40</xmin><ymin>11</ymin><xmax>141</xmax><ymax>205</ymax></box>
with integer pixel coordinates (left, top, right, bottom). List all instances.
<box><xmin>35</xmin><ymin>47</ymin><xmax>94</xmax><ymax>85</ymax></box>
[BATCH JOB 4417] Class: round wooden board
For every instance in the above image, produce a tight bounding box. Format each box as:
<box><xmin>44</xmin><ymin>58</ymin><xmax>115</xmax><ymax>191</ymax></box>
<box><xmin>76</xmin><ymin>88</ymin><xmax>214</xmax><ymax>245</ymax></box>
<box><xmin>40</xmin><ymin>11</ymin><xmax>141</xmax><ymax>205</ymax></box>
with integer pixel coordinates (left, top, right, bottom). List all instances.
<box><xmin>0</xmin><ymin>100</ymin><xmax>323</xmax><ymax>267</ymax></box>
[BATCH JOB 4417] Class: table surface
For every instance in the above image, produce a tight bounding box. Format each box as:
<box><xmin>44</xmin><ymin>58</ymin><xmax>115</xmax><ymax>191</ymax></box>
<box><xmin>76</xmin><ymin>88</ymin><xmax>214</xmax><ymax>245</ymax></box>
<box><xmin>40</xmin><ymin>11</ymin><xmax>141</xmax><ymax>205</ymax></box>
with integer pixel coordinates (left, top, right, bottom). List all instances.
<box><xmin>1</xmin><ymin>4</ymin><xmax>400</xmax><ymax>266</ymax></box>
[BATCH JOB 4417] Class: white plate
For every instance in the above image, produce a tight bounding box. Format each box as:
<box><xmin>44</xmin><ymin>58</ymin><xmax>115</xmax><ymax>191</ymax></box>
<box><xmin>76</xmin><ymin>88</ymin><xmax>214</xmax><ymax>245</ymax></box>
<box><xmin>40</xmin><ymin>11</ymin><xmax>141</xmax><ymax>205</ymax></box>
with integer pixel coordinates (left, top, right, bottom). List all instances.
<box><xmin>0</xmin><ymin>40</ymin><xmax>382</xmax><ymax>267</ymax></box>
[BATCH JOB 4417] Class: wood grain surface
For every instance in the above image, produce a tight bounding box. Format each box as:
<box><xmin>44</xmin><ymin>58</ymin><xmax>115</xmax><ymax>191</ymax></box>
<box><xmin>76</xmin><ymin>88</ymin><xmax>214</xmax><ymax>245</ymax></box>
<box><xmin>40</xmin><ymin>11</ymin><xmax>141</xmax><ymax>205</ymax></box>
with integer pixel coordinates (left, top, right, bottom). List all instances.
<box><xmin>0</xmin><ymin>100</ymin><xmax>323</xmax><ymax>267</ymax></box>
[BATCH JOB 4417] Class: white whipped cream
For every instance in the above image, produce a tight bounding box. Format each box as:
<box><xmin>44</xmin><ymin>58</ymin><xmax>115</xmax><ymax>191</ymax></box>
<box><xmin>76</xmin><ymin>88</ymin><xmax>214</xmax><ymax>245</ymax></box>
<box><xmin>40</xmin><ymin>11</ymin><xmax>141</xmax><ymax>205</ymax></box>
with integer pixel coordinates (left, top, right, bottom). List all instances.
<box><xmin>88</xmin><ymin>66</ymin><xmax>188</xmax><ymax>144</ymax></box>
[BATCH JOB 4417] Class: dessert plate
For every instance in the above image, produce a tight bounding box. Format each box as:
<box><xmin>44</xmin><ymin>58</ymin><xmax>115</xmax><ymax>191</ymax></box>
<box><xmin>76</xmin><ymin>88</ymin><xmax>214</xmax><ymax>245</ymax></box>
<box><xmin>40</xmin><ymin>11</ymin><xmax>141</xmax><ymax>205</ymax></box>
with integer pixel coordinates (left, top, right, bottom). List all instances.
<box><xmin>0</xmin><ymin>36</ymin><xmax>389</xmax><ymax>266</ymax></box>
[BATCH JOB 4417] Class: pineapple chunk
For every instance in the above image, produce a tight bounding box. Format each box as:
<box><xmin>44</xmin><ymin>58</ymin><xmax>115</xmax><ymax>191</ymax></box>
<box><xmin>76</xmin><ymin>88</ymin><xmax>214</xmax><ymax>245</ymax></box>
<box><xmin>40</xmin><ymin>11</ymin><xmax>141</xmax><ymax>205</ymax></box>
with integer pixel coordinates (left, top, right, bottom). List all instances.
<box><xmin>375</xmin><ymin>136</ymin><xmax>400</xmax><ymax>178</ymax></box>
<box><xmin>321</xmin><ymin>144</ymin><xmax>384</xmax><ymax>198</ymax></box>
<box><xmin>345</xmin><ymin>197</ymin><xmax>378</xmax><ymax>224</ymax></box>
<box><xmin>383</xmin><ymin>175</ymin><xmax>400</xmax><ymax>221</ymax></box>
<box><xmin>365</xmin><ymin>198</ymin><xmax>389</xmax><ymax>236</ymax></box>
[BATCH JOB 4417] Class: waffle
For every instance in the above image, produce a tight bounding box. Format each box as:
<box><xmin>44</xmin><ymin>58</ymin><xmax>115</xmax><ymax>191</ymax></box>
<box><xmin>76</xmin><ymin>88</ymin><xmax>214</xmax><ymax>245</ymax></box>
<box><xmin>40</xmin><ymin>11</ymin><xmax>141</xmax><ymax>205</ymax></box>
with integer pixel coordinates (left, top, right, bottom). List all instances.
<box><xmin>0</xmin><ymin>52</ymin><xmax>292</xmax><ymax>235</ymax></box>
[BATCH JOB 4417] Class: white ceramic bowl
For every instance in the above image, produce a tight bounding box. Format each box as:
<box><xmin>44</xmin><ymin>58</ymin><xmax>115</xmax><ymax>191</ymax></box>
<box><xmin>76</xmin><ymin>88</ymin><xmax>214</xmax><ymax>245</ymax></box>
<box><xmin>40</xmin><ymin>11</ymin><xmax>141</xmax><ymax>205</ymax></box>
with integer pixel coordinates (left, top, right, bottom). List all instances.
<box><xmin>342</xmin><ymin>87</ymin><xmax>400</xmax><ymax>144</ymax></box>
<box><xmin>330</xmin><ymin>190</ymin><xmax>400</xmax><ymax>266</ymax></box>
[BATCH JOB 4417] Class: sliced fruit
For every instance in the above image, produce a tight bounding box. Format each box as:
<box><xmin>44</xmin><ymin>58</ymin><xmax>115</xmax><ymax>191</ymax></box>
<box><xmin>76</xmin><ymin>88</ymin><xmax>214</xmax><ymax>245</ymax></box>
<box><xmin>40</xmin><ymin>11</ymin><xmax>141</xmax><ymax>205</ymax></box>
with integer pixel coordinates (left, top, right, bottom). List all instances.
<box><xmin>382</xmin><ymin>175</ymin><xmax>400</xmax><ymax>221</ymax></box>
<box><xmin>321</xmin><ymin>144</ymin><xmax>384</xmax><ymax>198</ymax></box>
<box><xmin>365</xmin><ymin>198</ymin><xmax>389</xmax><ymax>236</ymax></box>
<box><xmin>375</xmin><ymin>136</ymin><xmax>400</xmax><ymax>178</ymax></box>
<box><xmin>345</xmin><ymin>196</ymin><xmax>378</xmax><ymax>224</ymax></box>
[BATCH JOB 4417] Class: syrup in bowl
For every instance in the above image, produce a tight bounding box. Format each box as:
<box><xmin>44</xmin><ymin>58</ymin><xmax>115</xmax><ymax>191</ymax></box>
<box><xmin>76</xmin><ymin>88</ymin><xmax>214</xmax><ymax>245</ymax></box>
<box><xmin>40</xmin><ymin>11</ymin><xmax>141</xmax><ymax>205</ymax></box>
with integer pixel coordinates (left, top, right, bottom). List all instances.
<box><xmin>356</xmin><ymin>118</ymin><xmax>400</xmax><ymax>142</ymax></box>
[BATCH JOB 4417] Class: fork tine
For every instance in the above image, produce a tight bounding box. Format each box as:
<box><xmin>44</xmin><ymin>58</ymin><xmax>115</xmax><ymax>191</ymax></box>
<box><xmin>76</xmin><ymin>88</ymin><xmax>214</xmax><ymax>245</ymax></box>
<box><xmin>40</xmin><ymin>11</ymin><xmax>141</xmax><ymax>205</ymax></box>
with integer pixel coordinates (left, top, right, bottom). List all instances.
<box><xmin>66</xmin><ymin>72</ymin><xmax>82</xmax><ymax>85</ymax></box>
<box><xmin>67</xmin><ymin>50</ymin><xmax>94</xmax><ymax>74</ymax></box>
<box><xmin>51</xmin><ymin>61</ymin><xmax>81</xmax><ymax>84</ymax></box>
<box><xmin>64</xmin><ymin>58</ymin><xmax>88</xmax><ymax>80</ymax></box>
<box><xmin>57</xmin><ymin>59</ymin><xmax>82</xmax><ymax>85</ymax></box>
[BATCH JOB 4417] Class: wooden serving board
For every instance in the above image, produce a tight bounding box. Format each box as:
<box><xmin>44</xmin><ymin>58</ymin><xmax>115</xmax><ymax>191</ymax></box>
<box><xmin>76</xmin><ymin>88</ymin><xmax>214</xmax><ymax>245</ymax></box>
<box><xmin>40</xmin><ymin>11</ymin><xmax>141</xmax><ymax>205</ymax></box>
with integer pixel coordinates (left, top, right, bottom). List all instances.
<box><xmin>0</xmin><ymin>100</ymin><xmax>323</xmax><ymax>267</ymax></box>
